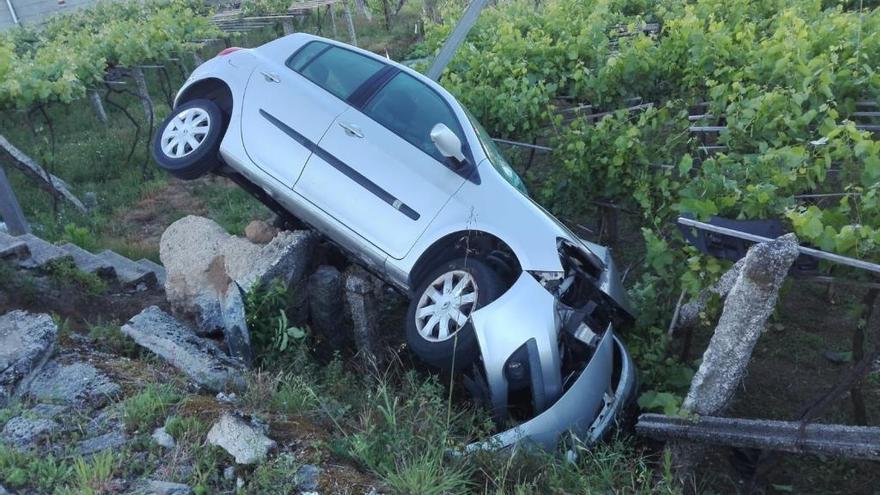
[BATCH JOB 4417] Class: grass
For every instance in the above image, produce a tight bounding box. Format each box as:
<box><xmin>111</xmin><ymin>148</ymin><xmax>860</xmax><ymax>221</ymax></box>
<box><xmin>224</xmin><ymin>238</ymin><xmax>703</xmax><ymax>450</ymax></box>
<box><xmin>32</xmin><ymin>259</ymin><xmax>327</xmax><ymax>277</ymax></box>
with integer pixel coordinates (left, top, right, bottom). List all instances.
<box><xmin>0</xmin><ymin>443</ymin><xmax>73</xmax><ymax>492</ymax></box>
<box><xmin>122</xmin><ymin>383</ymin><xmax>182</xmax><ymax>432</ymax></box>
<box><xmin>87</xmin><ymin>321</ymin><xmax>140</xmax><ymax>357</ymax></box>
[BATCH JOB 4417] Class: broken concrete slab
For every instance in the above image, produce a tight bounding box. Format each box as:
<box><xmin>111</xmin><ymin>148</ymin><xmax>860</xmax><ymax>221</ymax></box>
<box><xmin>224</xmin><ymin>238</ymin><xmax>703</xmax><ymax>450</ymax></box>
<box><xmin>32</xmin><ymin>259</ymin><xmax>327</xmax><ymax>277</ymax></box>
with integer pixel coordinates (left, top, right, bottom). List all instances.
<box><xmin>1</xmin><ymin>415</ymin><xmax>59</xmax><ymax>449</ymax></box>
<box><xmin>26</xmin><ymin>361</ymin><xmax>121</xmax><ymax>407</ymax></box>
<box><xmin>0</xmin><ymin>231</ymin><xmax>29</xmax><ymax>259</ymax></box>
<box><xmin>344</xmin><ymin>267</ymin><xmax>384</xmax><ymax>365</ymax></box>
<box><xmin>122</xmin><ymin>306</ymin><xmax>245</xmax><ymax>392</ymax></box>
<box><xmin>136</xmin><ymin>258</ymin><xmax>167</xmax><ymax>287</ymax></box>
<box><xmin>78</xmin><ymin>430</ymin><xmax>128</xmax><ymax>455</ymax></box>
<box><xmin>97</xmin><ymin>249</ymin><xmax>158</xmax><ymax>289</ymax></box>
<box><xmin>146</xmin><ymin>480</ymin><xmax>193</xmax><ymax>495</ymax></box>
<box><xmin>160</xmin><ymin>215</ymin><xmax>315</xmax><ymax>334</ymax></box>
<box><xmin>220</xmin><ymin>282</ymin><xmax>252</xmax><ymax>367</ymax></box>
<box><xmin>16</xmin><ymin>234</ymin><xmax>72</xmax><ymax>269</ymax></box>
<box><xmin>59</xmin><ymin>242</ymin><xmax>116</xmax><ymax>278</ymax></box>
<box><xmin>206</xmin><ymin>412</ymin><xmax>276</xmax><ymax>465</ymax></box>
<box><xmin>0</xmin><ymin>310</ymin><xmax>57</xmax><ymax>407</ymax></box>
<box><xmin>309</xmin><ymin>265</ymin><xmax>348</xmax><ymax>351</ymax></box>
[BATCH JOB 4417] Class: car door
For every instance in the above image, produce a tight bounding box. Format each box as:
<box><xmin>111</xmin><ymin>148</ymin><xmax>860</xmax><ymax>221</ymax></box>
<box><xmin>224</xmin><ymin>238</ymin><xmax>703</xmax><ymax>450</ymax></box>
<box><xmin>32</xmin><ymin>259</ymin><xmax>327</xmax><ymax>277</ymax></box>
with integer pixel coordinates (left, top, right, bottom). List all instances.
<box><xmin>240</xmin><ymin>41</ymin><xmax>384</xmax><ymax>186</ymax></box>
<box><xmin>294</xmin><ymin>71</ymin><xmax>471</xmax><ymax>259</ymax></box>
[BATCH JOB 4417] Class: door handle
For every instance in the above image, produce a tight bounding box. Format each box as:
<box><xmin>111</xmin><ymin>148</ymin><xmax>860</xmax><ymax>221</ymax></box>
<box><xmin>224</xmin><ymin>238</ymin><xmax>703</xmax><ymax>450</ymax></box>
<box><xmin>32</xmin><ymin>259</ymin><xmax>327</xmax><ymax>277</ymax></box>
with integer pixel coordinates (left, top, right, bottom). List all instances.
<box><xmin>260</xmin><ymin>71</ymin><xmax>280</xmax><ymax>83</ymax></box>
<box><xmin>338</xmin><ymin>121</ymin><xmax>364</xmax><ymax>138</ymax></box>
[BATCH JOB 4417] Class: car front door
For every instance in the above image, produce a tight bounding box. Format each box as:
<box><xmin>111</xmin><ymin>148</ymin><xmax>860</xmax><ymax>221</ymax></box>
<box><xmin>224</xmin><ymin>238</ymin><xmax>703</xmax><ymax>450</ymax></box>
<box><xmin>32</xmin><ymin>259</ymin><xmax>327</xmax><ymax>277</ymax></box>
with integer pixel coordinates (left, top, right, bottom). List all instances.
<box><xmin>294</xmin><ymin>71</ymin><xmax>471</xmax><ymax>259</ymax></box>
<box><xmin>240</xmin><ymin>41</ymin><xmax>384</xmax><ymax>186</ymax></box>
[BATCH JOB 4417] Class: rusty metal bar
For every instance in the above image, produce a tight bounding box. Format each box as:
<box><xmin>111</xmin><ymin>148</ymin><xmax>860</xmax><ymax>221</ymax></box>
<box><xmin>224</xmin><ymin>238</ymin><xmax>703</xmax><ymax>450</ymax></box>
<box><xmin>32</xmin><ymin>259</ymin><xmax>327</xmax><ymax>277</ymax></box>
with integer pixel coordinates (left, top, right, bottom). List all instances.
<box><xmin>636</xmin><ymin>414</ymin><xmax>880</xmax><ymax>461</ymax></box>
<box><xmin>677</xmin><ymin>216</ymin><xmax>880</xmax><ymax>274</ymax></box>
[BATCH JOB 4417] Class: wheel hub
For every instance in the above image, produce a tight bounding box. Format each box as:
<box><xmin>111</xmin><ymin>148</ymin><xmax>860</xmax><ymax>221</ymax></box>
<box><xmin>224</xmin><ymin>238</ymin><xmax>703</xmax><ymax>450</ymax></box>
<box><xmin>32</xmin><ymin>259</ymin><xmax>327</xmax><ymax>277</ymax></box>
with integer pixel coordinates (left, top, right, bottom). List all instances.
<box><xmin>414</xmin><ymin>270</ymin><xmax>479</xmax><ymax>342</ymax></box>
<box><xmin>160</xmin><ymin>107</ymin><xmax>211</xmax><ymax>159</ymax></box>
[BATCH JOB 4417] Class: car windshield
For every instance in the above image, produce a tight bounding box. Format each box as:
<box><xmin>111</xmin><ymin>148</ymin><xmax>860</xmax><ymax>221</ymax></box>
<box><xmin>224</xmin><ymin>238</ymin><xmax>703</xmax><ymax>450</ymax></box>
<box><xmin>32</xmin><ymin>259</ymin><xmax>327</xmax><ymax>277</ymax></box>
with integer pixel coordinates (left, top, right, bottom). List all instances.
<box><xmin>463</xmin><ymin>107</ymin><xmax>528</xmax><ymax>195</ymax></box>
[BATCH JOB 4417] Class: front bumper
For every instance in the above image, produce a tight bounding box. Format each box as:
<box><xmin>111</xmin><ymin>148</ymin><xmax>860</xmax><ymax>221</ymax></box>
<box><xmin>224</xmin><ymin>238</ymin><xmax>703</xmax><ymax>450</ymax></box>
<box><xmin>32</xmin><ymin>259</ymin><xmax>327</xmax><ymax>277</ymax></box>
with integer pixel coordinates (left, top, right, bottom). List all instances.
<box><xmin>465</xmin><ymin>267</ymin><xmax>637</xmax><ymax>451</ymax></box>
<box><xmin>465</xmin><ymin>331</ymin><xmax>637</xmax><ymax>451</ymax></box>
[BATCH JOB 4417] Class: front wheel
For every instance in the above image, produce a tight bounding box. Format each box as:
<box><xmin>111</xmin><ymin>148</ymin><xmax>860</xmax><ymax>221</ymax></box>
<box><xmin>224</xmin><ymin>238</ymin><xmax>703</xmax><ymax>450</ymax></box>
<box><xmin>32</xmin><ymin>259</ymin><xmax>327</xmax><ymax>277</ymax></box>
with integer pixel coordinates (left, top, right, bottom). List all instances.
<box><xmin>152</xmin><ymin>99</ymin><xmax>224</xmax><ymax>180</ymax></box>
<box><xmin>405</xmin><ymin>258</ymin><xmax>504</xmax><ymax>370</ymax></box>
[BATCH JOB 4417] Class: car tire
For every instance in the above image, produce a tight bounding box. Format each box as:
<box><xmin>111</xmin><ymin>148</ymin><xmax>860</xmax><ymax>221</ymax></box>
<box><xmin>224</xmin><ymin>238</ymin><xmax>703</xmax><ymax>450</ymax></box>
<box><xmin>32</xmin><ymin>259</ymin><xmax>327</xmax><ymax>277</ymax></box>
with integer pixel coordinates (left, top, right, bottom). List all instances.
<box><xmin>152</xmin><ymin>99</ymin><xmax>224</xmax><ymax>180</ymax></box>
<box><xmin>406</xmin><ymin>258</ymin><xmax>504</xmax><ymax>371</ymax></box>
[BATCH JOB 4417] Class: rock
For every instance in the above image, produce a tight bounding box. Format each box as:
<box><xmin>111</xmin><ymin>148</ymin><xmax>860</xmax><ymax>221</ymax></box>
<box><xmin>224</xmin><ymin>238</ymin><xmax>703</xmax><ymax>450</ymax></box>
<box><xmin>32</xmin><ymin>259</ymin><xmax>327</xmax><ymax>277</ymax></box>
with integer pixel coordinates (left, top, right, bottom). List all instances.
<box><xmin>823</xmin><ymin>350</ymin><xmax>851</xmax><ymax>364</ymax></box>
<box><xmin>1</xmin><ymin>416</ymin><xmax>59</xmax><ymax>449</ymax></box>
<box><xmin>308</xmin><ymin>266</ymin><xmax>348</xmax><ymax>351</ymax></box>
<box><xmin>83</xmin><ymin>191</ymin><xmax>98</xmax><ymax>210</ymax></box>
<box><xmin>206</xmin><ymin>412</ymin><xmax>276</xmax><ymax>465</ymax></box>
<box><xmin>78</xmin><ymin>430</ymin><xmax>127</xmax><ymax>455</ymax></box>
<box><xmin>215</xmin><ymin>392</ymin><xmax>239</xmax><ymax>404</ymax></box>
<box><xmin>160</xmin><ymin>215</ymin><xmax>315</xmax><ymax>334</ymax></box>
<box><xmin>220</xmin><ymin>282</ymin><xmax>252</xmax><ymax>367</ymax></box>
<box><xmin>122</xmin><ymin>306</ymin><xmax>245</xmax><ymax>392</ymax></box>
<box><xmin>152</xmin><ymin>427</ymin><xmax>176</xmax><ymax>449</ymax></box>
<box><xmin>223</xmin><ymin>465</ymin><xmax>236</xmax><ymax>480</ymax></box>
<box><xmin>26</xmin><ymin>361</ymin><xmax>120</xmax><ymax>407</ymax></box>
<box><xmin>29</xmin><ymin>403</ymin><xmax>68</xmax><ymax>418</ymax></box>
<box><xmin>344</xmin><ymin>267</ymin><xmax>384</xmax><ymax>365</ymax></box>
<box><xmin>0</xmin><ymin>310</ymin><xmax>57</xmax><ymax>406</ymax></box>
<box><xmin>295</xmin><ymin>464</ymin><xmax>321</xmax><ymax>491</ymax></box>
<box><xmin>0</xmin><ymin>483</ymin><xmax>9</xmax><ymax>495</ymax></box>
<box><xmin>147</xmin><ymin>480</ymin><xmax>192</xmax><ymax>495</ymax></box>
<box><xmin>86</xmin><ymin>407</ymin><xmax>122</xmax><ymax>436</ymax></box>
<box><xmin>245</xmin><ymin>220</ymin><xmax>278</xmax><ymax>244</ymax></box>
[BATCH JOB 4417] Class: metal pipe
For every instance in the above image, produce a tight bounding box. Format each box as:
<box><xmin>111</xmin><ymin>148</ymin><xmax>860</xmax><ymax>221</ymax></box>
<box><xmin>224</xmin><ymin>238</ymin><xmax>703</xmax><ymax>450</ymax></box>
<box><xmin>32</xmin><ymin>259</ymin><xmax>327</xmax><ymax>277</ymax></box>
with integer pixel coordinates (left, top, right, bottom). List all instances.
<box><xmin>492</xmin><ymin>138</ymin><xmax>553</xmax><ymax>152</ymax></box>
<box><xmin>4</xmin><ymin>0</ymin><xmax>19</xmax><ymax>24</ymax></box>
<box><xmin>677</xmin><ymin>216</ymin><xmax>880</xmax><ymax>274</ymax></box>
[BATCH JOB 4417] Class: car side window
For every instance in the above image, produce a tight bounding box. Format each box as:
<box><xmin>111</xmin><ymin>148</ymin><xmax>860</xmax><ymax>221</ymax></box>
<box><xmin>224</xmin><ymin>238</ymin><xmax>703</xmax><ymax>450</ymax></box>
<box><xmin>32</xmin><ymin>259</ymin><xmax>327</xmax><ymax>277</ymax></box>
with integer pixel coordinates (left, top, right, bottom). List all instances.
<box><xmin>362</xmin><ymin>72</ymin><xmax>464</xmax><ymax>164</ymax></box>
<box><xmin>286</xmin><ymin>42</ymin><xmax>385</xmax><ymax>100</ymax></box>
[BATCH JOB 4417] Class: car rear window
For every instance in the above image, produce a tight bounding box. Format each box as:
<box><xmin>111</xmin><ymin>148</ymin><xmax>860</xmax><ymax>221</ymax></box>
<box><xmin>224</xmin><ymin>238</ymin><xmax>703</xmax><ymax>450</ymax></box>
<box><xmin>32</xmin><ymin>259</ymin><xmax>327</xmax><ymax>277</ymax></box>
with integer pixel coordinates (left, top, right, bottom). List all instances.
<box><xmin>286</xmin><ymin>42</ymin><xmax>385</xmax><ymax>100</ymax></box>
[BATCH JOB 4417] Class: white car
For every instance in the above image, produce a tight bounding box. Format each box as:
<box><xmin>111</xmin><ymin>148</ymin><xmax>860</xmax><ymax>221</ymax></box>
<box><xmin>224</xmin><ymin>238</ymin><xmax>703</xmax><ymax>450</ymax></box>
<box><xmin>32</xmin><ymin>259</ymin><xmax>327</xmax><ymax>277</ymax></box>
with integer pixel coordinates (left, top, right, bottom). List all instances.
<box><xmin>152</xmin><ymin>33</ymin><xmax>637</xmax><ymax>448</ymax></box>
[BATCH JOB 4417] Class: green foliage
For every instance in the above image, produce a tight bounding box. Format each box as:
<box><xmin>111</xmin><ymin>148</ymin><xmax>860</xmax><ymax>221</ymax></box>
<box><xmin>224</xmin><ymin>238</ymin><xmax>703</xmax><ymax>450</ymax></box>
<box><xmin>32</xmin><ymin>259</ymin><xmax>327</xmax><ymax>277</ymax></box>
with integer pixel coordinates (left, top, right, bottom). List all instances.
<box><xmin>68</xmin><ymin>451</ymin><xmax>118</xmax><ymax>495</ymax></box>
<box><xmin>122</xmin><ymin>383</ymin><xmax>182</xmax><ymax>432</ymax></box>
<box><xmin>45</xmin><ymin>258</ymin><xmax>107</xmax><ymax>295</ymax></box>
<box><xmin>88</xmin><ymin>322</ymin><xmax>140</xmax><ymax>357</ymax></box>
<box><xmin>0</xmin><ymin>443</ymin><xmax>73</xmax><ymax>491</ymax></box>
<box><xmin>0</xmin><ymin>0</ymin><xmax>219</xmax><ymax>111</ymax></box>
<box><xmin>61</xmin><ymin>222</ymin><xmax>97</xmax><ymax>252</ymax></box>
<box><xmin>164</xmin><ymin>414</ymin><xmax>208</xmax><ymax>440</ymax></box>
<box><xmin>241</xmin><ymin>0</ymin><xmax>293</xmax><ymax>16</ymax></box>
<box><xmin>245</xmin><ymin>280</ymin><xmax>307</xmax><ymax>364</ymax></box>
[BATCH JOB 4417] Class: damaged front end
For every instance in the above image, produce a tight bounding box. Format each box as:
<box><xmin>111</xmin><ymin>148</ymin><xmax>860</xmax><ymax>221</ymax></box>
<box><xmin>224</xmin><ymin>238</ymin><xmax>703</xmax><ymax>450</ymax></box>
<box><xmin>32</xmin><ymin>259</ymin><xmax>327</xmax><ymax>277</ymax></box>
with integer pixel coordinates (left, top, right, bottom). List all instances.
<box><xmin>464</xmin><ymin>238</ymin><xmax>637</xmax><ymax>451</ymax></box>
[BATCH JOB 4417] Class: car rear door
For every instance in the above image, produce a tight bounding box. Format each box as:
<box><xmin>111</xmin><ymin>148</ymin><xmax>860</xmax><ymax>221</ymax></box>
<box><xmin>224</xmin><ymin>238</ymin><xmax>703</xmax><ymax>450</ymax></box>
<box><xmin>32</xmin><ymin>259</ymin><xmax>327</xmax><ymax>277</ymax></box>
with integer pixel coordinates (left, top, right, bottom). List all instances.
<box><xmin>294</xmin><ymin>71</ymin><xmax>471</xmax><ymax>259</ymax></box>
<box><xmin>240</xmin><ymin>41</ymin><xmax>383</xmax><ymax>186</ymax></box>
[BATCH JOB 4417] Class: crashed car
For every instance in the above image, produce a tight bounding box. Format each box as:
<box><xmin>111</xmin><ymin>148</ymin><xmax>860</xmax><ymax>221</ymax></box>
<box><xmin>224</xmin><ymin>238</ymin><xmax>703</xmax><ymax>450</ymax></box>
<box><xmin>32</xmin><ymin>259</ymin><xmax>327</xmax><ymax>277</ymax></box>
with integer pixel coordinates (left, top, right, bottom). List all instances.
<box><xmin>152</xmin><ymin>33</ymin><xmax>637</xmax><ymax>449</ymax></box>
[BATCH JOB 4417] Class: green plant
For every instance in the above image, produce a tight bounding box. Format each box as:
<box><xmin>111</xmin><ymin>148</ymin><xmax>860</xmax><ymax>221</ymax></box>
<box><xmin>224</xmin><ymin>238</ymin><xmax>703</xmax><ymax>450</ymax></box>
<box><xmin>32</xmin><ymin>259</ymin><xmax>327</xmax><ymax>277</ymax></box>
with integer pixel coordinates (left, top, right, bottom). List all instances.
<box><xmin>45</xmin><ymin>258</ymin><xmax>107</xmax><ymax>295</ymax></box>
<box><xmin>88</xmin><ymin>322</ymin><xmax>140</xmax><ymax>357</ymax></box>
<box><xmin>61</xmin><ymin>222</ymin><xmax>97</xmax><ymax>251</ymax></box>
<box><xmin>163</xmin><ymin>414</ymin><xmax>208</xmax><ymax>441</ymax></box>
<box><xmin>270</xmin><ymin>374</ymin><xmax>318</xmax><ymax>415</ymax></box>
<box><xmin>0</xmin><ymin>443</ymin><xmax>72</xmax><ymax>491</ymax></box>
<box><xmin>69</xmin><ymin>451</ymin><xmax>117</xmax><ymax>495</ymax></box>
<box><xmin>122</xmin><ymin>383</ymin><xmax>182</xmax><ymax>432</ymax></box>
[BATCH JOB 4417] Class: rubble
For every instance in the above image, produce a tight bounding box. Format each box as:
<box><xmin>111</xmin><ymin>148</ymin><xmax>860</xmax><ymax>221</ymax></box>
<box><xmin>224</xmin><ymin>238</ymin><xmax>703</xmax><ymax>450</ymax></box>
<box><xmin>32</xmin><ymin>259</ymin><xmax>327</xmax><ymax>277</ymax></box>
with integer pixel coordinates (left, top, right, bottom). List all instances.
<box><xmin>206</xmin><ymin>412</ymin><xmax>276</xmax><ymax>464</ymax></box>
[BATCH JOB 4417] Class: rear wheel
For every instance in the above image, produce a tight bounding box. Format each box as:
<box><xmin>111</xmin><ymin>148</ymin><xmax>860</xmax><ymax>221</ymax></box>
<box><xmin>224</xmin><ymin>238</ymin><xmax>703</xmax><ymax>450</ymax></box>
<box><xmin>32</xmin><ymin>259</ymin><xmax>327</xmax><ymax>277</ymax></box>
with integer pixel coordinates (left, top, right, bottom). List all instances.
<box><xmin>406</xmin><ymin>258</ymin><xmax>504</xmax><ymax>370</ymax></box>
<box><xmin>152</xmin><ymin>99</ymin><xmax>224</xmax><ymax>180</ymax></box>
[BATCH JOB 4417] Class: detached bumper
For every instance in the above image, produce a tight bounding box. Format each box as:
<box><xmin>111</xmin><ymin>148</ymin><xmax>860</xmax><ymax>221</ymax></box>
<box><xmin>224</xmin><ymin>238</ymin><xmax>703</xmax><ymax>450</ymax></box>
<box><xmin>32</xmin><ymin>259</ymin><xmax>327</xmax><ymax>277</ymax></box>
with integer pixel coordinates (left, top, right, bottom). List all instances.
<box><xmin>465</xmin><ymin>332</ymin><xmax>636</xmax><ymax>451</ymax></box>
<box><xmin>466</xmin><ymin>272</ymin><xmax>638</xmax><ymax>451</ymax></box>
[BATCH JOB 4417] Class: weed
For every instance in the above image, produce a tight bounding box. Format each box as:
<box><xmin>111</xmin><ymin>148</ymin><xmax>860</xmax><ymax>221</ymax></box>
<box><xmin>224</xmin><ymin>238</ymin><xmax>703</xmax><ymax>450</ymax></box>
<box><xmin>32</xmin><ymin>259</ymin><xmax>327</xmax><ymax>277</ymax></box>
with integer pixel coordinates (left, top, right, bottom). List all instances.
<box><xmin>164</xmin><ymin>414</ymin><xmax>208</xmax><ymax>441</ymax></box>
<box><xmin>122</xmin><ymin>383</ymin><xmax>182</xmax><ymax>432</ymax></box>
<box><xmin>69</xmin><ymin>451</ymin><xmax>118</xmax><ymax>494</ymax></box>
<box><xmin>382</xmin><ymin>451</ymin><xmax>473</xmax><ymax>495</ymax></box>
<box><xmin>270</xmin><ymin>374</ymin><xmax>318</xmax><ymax>415</ymax></box>
<box><xmin>61</xmin><ymin>222</ymin><xmax>98</xmax><ymax>252</ymax></box>
<box><xmin>88</xmin><ymin>322</ymin><xmax>140</xmax><ymax>357</ymax></box>
<box><xmin>45</xmin><ymin>258</ymin><xmax>107</xmax><ymax>295</ymax></box>
<box><xmin>248</xmin><ymin>452</ymin><xmax>300</xmax><ymax>494</ymax></box>
<box><xmin>0</xmin><ymin>443</ymin><xmax>72</xmax><ymax>491</ymax></box>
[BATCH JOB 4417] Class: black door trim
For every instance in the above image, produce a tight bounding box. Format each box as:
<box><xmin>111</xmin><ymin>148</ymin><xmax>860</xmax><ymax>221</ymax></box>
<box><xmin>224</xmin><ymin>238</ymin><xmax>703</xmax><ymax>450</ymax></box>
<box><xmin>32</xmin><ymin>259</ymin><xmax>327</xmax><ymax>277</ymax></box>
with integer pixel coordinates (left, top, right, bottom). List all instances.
<box><xmin>259</xmin><ymin>109</ymin><xmax>421</xmax><ymax>221</ymax></box>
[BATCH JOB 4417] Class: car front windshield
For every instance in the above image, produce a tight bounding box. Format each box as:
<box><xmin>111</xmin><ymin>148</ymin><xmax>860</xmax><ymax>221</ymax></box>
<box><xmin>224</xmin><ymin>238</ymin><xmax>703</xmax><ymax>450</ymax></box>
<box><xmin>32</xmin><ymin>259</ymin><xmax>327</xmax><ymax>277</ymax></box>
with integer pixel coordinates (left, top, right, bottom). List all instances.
<box><xmin>463</xmin><ymin>107</ymin><xmax>528</xmax><ymax>195</ymax></box>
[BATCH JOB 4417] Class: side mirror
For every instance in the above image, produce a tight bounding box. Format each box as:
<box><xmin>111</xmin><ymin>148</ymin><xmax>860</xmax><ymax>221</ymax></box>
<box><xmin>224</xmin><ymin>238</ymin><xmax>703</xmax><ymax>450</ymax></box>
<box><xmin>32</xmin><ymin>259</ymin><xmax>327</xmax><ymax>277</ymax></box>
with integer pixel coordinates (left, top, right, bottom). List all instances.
<box><xmin>430</xmin><ymin>123</ymin><xmax>466</xmax><ymax>164</ymax></box>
